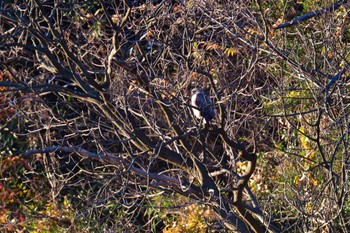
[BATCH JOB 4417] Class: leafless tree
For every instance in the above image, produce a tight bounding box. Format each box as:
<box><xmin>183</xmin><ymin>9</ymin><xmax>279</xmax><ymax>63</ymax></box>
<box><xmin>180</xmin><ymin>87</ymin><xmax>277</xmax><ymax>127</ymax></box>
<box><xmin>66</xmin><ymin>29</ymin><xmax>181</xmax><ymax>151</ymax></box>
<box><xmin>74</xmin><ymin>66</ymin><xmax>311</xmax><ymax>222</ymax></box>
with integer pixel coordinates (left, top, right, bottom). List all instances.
<box><xmin>1</xmin><ymin>0</ymin><xmax>349</xmax><ymax>232</ymax></box>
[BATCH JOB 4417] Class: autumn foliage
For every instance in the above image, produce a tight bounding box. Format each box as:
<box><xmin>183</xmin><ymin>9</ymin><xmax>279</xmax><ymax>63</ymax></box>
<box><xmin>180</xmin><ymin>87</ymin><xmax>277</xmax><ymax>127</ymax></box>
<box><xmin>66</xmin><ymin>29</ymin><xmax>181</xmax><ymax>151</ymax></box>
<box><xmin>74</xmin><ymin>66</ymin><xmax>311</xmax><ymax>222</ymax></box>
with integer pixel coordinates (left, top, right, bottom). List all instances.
<box><xmin>1</xmin><ymin>0</ymin><xmax>350</xmax><ymax>232</ymax></box>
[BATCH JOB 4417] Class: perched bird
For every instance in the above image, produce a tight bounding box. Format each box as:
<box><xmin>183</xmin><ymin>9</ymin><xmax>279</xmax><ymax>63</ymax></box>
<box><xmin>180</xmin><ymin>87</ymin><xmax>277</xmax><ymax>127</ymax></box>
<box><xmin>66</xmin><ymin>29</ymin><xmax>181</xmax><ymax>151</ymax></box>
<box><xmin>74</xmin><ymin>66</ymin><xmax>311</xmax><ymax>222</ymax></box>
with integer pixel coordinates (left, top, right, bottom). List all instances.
<box><xmin>191</xmin><ymin>88</ymin><xmax>216</xmax><ymax>124</ymax></box>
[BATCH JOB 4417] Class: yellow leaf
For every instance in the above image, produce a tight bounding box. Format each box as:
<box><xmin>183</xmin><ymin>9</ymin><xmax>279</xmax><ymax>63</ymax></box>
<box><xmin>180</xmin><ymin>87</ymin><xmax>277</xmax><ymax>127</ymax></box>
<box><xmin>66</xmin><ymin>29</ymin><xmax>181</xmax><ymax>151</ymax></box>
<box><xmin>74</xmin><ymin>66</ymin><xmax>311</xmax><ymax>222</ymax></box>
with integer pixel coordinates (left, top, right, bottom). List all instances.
<box><xmin>224</xmin><ymin>47</ymin><xmax>238</xmax><ymax>57</ymax></box>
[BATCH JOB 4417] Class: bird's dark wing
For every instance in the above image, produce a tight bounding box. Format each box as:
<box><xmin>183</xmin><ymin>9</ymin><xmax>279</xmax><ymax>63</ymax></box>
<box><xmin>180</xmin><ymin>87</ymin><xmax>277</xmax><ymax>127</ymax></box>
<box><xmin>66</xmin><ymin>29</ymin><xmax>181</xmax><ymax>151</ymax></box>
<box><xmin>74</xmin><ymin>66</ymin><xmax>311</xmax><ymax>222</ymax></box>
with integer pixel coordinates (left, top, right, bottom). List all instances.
<box><xmin>203</xmin><ymin>94</ymin><xmax>215</xmax><ymax>122</ymax></box>
<box><xmin>195</xmin><ymin>92</ymin><xmax>207</xmax><ymax>111</ymax></box>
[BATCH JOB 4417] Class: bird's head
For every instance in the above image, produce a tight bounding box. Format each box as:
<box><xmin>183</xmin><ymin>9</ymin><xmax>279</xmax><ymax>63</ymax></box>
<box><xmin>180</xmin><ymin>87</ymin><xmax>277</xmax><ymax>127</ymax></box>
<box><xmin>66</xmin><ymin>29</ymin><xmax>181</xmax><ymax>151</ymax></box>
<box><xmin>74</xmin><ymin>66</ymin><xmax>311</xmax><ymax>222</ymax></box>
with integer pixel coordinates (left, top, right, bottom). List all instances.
<box><xmin>191</xmin><ymin>87</ymin><xmax>203</xmax><ymax>95</ymax></box>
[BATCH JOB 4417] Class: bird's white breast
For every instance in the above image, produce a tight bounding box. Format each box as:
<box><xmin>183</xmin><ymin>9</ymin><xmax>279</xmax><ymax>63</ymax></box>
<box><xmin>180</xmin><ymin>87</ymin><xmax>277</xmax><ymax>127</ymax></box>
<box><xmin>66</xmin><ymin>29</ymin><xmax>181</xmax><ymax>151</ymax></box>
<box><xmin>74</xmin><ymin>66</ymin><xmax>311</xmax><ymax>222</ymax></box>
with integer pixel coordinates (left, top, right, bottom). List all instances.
<box><xmin>191</xmin><ymin>93</ymin><xmax>201</xmax><ymax>119</ymax></box>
